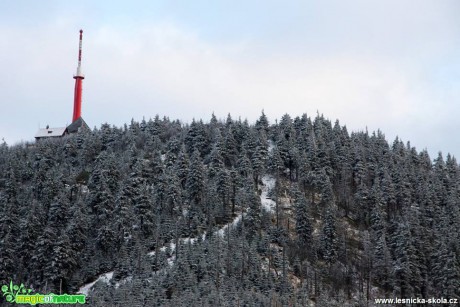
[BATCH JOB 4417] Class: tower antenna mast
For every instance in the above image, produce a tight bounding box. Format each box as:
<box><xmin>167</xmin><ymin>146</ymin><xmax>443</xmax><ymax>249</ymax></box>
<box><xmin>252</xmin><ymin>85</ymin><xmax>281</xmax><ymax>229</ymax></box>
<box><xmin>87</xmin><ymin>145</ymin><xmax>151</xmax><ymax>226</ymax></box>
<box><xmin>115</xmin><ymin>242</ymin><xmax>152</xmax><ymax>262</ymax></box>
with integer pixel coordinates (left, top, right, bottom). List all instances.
<box><xmin>72</xmin><ymin>29</ymin><xmax>85</xmax><ymax>122</ymax></box>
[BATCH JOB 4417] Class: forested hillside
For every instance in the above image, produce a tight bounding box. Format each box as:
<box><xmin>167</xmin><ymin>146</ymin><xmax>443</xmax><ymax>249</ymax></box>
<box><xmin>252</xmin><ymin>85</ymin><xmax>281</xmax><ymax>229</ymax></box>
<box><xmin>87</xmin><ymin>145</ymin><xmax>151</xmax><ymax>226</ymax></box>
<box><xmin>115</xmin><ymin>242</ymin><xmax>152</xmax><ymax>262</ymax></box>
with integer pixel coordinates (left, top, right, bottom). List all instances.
<box><xmin>0</xmin><ymin>112</ymin><xmax>459</xmax><ymax>306</ymax></box>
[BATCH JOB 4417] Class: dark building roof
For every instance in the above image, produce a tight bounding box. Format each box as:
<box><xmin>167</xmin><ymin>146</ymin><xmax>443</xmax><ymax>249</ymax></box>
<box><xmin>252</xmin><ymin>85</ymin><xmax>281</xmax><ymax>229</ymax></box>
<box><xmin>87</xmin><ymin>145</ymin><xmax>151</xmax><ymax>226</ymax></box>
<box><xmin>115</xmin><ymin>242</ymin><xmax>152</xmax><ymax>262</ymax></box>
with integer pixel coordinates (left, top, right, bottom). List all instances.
<box><xmin>67</xmin><ymin>117</ymin><xmax>88</xmax><ymax>133</ymax></box>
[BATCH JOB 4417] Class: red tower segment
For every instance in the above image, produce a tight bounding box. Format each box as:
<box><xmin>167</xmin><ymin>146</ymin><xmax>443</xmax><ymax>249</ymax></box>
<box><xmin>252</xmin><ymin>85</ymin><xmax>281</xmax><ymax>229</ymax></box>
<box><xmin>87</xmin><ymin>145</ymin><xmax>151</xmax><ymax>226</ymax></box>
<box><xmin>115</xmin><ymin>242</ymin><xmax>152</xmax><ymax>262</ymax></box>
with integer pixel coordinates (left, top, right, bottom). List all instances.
<box><xmin>72</xmin><ymin>29</ymin><xmax>85</xmax><ymax>122</ymax></box>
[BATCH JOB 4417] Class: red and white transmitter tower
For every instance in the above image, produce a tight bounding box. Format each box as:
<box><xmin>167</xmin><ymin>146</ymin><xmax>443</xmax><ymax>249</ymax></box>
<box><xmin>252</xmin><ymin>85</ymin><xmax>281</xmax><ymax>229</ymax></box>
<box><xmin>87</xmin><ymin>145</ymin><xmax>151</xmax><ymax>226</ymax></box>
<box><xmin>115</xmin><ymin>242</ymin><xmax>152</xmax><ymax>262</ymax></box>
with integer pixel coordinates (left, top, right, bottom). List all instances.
<box><xmin>34</xmin><ymin>29</ymin><xmax>88</xmax><ymax>141</ymax></box>
<box><xmin>72</xmin><ymin>29</ymin><xmax>84</xmax><ymax>122</ymax></box>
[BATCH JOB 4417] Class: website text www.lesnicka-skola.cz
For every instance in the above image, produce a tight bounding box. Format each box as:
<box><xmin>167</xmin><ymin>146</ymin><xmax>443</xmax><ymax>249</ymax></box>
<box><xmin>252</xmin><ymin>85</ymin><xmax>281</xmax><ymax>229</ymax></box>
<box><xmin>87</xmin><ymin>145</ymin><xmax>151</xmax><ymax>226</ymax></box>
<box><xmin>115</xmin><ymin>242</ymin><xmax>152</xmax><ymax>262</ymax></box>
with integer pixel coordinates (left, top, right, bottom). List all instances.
<box><xmin>375</xmin><ymin>297</ymin><xmax>458</xmax><ymax>305</ymax></box>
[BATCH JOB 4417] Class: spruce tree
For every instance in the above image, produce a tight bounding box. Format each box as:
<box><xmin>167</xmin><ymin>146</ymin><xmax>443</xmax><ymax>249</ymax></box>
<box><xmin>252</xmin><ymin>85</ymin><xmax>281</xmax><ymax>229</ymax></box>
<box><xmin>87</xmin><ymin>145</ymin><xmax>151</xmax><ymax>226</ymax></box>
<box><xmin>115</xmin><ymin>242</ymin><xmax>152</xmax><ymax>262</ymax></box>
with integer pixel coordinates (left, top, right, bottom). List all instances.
<box><xmin>321</xmin><ymin>210</ymin><xmax>338</xmax><ymax>265</ymax></box>
<box><xmin>294</xmin><ymin>189</ymin><xmax>313</xmax><ymax>260</ymax></box>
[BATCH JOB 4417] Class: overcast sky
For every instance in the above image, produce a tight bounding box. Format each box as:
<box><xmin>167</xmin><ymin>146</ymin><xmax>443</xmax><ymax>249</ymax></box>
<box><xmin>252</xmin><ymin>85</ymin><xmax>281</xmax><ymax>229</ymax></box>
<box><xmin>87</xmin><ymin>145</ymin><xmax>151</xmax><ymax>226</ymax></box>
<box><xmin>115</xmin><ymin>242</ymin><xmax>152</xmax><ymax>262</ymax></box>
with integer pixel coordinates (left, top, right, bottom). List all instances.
<box><xmin>1</xmin><ymin>1</ymin><xmax>459</xmax><ymax>159</ymax></box>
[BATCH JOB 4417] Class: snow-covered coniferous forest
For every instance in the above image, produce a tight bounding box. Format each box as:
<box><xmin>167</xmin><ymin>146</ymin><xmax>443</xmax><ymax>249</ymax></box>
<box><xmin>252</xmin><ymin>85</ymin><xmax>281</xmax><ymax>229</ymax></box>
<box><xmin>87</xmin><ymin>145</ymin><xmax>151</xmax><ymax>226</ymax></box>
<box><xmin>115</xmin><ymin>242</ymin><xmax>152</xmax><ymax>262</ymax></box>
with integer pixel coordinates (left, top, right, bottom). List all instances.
<box><xmin>0</xmin><ymin>112</ymin><xmax>459</xmax><ymax>306</ymax></box>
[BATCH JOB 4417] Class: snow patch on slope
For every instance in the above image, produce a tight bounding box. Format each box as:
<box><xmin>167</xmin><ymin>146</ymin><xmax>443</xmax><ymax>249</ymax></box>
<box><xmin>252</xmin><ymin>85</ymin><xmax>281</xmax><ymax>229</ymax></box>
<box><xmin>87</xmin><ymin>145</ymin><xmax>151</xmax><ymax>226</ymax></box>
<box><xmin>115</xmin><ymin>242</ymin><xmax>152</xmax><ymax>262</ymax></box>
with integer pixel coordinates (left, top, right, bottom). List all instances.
<box><xmin>78</xmin><ymin>174</ymin><xmax>277</xmax><ymax>294</ymax></box>
<box><xmin>148</xmin><ymin>233</ymin><xmax>207</xmax><ymax>268</ymax></box>
<box><xmin>268</xmin><ymin>140</ymin><xmax>275</xmax><ymax>153</ymax></box>
<box><xmin>261</xmin><ymin>175</ymin><xmax>276</xmax><ymax>213</ymax></box>
<box><xmin>114</xmin><ymin>276</ymin><xmax>132</xmax><ymax>289</ymax></box>
<box><xmin>217</xmin><ymin>213</ymin><xmax>244</xmax><ymax>237</ymax></box>
<box><xmin>77</xmin><ymin>271</ymin><xmax>113</xmax><ymax>295</ymax></box>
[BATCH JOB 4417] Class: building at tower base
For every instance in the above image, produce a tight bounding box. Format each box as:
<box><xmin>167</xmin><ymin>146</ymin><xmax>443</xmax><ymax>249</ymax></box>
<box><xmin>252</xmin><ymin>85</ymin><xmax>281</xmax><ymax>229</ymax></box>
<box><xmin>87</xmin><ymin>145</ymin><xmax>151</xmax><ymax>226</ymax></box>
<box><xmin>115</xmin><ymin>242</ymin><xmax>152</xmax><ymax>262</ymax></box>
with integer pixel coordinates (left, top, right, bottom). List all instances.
<box><xmin>34</xmin><ymin>118</ymin><xmax>89</xmax><ymax>141</ymax></box>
